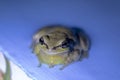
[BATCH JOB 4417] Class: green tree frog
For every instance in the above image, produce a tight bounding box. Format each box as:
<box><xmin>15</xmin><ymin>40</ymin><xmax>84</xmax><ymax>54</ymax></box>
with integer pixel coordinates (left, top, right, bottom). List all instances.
<box><xmin>31</xmin><ymin>25</ymin><xmax>90</xmax><ymax>70</ymax></box>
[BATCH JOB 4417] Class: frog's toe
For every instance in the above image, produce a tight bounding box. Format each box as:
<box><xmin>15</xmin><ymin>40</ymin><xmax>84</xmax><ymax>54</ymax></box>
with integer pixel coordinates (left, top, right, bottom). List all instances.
<box><xmin>59</xmin><ymin>67</ymin><xmax>64</xmax><ymax>70</ymax></box>
<box><xmin>37</xmin><ymin>63</ymin><xmax>42</xmax><ymax>67</ymax></box>
<box><xmin>60</xmin><ymin>62</ymin><xmax>70</xmax><ymax>70</ymax></box>
<box><xmin>49</xmin><ymin>64</ymin><xmax>55</xmax><ymax>68</ymax></box>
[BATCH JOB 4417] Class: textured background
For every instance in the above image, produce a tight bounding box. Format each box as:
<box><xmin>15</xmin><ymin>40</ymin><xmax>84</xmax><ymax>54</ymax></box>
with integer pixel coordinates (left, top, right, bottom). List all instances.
<box><xmin>0</xmin><ymin>0</ymin><xmax>120</xmax><ymax>80</ymax></box>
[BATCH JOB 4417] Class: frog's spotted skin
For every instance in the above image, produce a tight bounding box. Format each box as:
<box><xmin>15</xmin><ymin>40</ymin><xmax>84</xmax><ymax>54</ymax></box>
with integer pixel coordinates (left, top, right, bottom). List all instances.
<box><xmin>31</xmin><ymin>26</ymin><xmax>90</xmax><ymax>70</ymax></box>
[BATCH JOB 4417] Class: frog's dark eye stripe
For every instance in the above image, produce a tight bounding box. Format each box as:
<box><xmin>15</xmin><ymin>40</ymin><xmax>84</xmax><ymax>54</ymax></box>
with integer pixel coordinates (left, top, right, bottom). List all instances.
<box><xmin>61</xmin><ymin>38</ymin><xmax>71</xmax><ymax>48</ymax></box>
<box><xmin>61</xmin><ymin>38</ymin><xmax>74</xmax><ymax>48</ymax></box>
<box><xmin>39</xmin><ymin>37</ymin><xmax>49</xmax><ymax>49</ymax></box>
<box><xmin>61</xmin><ymin>40</ymin><xmax>69</xmax><ymax>48</ymax></box>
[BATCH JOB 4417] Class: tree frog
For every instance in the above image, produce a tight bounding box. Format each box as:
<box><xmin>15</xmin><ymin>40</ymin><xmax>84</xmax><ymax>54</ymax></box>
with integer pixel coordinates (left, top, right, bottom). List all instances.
<box><xmin>31</xmin><ymin>25</ymin><xmax>90</xmax><ymax>70</ymax></box>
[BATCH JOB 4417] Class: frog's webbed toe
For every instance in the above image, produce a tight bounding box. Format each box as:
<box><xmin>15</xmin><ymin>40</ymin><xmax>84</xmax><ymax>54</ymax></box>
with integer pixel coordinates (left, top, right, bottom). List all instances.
<box><xmin>60</xmin><ymin>63</ymin><xmax>70</xmax><ymax>70</ymax></box>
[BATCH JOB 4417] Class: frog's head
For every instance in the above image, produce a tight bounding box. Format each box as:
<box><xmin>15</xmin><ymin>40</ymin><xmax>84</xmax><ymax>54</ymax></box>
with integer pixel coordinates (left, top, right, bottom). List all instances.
<box><xmin>37</xmin><ymin>31</ymin><xmax>75</xmax><ymax>55</ymax></box>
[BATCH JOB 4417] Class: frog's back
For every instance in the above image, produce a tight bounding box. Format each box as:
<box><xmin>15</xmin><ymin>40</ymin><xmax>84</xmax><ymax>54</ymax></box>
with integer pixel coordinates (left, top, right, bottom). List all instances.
<box><xmin>33</xmin><ymin>26</ymin><xmax>74</xmax><ymax>41</ymax></box>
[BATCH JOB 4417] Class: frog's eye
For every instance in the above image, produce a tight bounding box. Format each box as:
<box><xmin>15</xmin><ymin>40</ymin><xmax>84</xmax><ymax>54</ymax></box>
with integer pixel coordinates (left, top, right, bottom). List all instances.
<box><xmin>39</xmin><ymin>37</ymin><xmax>44</xmax><ymax>45</ymax></box>
<box><xmin>61</xmin><ymin>39</ymin><xmax>69</xmax><ymax>48</ymax></box>
<box><xmin>61</xmin><ymin>38</ymin><xmax>75</xmax><ymax>48</ymax></box>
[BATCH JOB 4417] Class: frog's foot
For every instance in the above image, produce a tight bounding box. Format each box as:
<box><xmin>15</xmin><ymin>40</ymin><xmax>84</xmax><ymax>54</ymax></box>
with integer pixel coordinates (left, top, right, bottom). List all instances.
<box><xmin>60</xmin><ymin>58</ymin><xmax>73</xmax><ymax>70</ymax></box>
<box><xmin>38</xmin><ymin>63</ymin><xmax>42</xmax><ymax>67</ymax></box>
<box><xmin>60</xmin><ymin>62</ymin><xmax>72</xmax><ymax>70</ymax></box>
<box><xmin>31</xmin><ymin>48</ymin><xmax>36</xmax><ymax>54</ymax></box>
<box><xmin>79</xmin><ymin>50</ymin><xmax>88</xmax><ymax>61</ymax></box>
<box><xmin>31</xmin><ymin>50</ymin><xmax>35</xmax><ymax>53</ymax></box>
<box><xmin>60</xmin><ymin>64</ymin><xmax>68</xmax><ymax>70</ymax></box>
<box><xmin>49</xmin><ymin>64</ymin><xmax>55</xmax><ymax>68</ymax></box>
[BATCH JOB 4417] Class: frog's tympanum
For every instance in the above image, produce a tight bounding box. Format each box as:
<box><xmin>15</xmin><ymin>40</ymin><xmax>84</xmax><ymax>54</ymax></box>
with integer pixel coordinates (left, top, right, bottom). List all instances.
<box><xmin>31</xmin><ymin>25</ymin><xmax>90</xmax><ymax>70</ymax></box>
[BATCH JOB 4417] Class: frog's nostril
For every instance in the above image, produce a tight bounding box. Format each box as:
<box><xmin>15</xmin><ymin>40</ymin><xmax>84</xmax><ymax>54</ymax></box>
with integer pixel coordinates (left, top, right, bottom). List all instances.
<box><xmin>45</xmin><ymin>35</ymin><xmax>50</xmax><ymax>40</ymax></box>
<box><xmin>49</xmin><ymin>49</ymin><xmax>52</xmax><ymax>51</ymax></box>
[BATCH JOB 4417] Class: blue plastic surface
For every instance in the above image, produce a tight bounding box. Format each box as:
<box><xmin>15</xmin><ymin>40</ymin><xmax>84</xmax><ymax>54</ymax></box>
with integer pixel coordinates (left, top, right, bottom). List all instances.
<box><xmin>0</xmin><ymin>0</ymin><xmax>120</xmax><ymax>80</ymax></box>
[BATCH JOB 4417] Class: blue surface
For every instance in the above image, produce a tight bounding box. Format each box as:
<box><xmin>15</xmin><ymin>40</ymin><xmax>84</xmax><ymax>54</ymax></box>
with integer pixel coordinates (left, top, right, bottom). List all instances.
<box><xmin>0</xmin><ymin>0</ymin><xmax>120</xmax><ymax>80</ymax></box>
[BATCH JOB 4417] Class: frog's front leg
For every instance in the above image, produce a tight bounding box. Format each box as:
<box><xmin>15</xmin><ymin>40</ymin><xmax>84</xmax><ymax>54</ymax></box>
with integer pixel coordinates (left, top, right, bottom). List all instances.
<box><xmin>36</xmin><ymin>54</ymin><xmax>43</xmax><ymax>67</ymax></box>
<box><xmin>30</xmin><ymin>40</ymin><xmax>37</xmax><ymax>53</ymax></box>
<box><xmin>60</xmin><ymin>50</ymin><xmax>80</xmax><ymax>70</ymax></box>
<box><xmin>60</xmin><ymin>58</ymin><xmax>72</xmax><ymax>70</ymax></box>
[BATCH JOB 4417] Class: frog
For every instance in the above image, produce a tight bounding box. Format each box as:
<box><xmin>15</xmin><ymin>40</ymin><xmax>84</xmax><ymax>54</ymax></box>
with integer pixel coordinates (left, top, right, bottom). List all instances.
<box><xmin>31</xmin><ymin>25</ymin><xmax>90</xmax><ymax>70</ymax></box>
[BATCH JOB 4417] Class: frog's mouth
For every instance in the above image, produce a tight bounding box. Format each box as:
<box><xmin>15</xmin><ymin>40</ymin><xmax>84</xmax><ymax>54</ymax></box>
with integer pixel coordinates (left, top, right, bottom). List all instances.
<box><xmin>42</xmin><ymin>49</ymin><xmax>69</xmax><ymax>55</ymax></box>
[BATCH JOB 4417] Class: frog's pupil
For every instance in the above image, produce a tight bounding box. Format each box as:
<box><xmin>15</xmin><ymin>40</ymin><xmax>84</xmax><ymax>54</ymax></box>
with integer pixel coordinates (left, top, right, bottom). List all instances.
<box><xmin>39</xmin><ymin>37</ymin><xmax>44</xmax><ymax>45</ymax></box>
